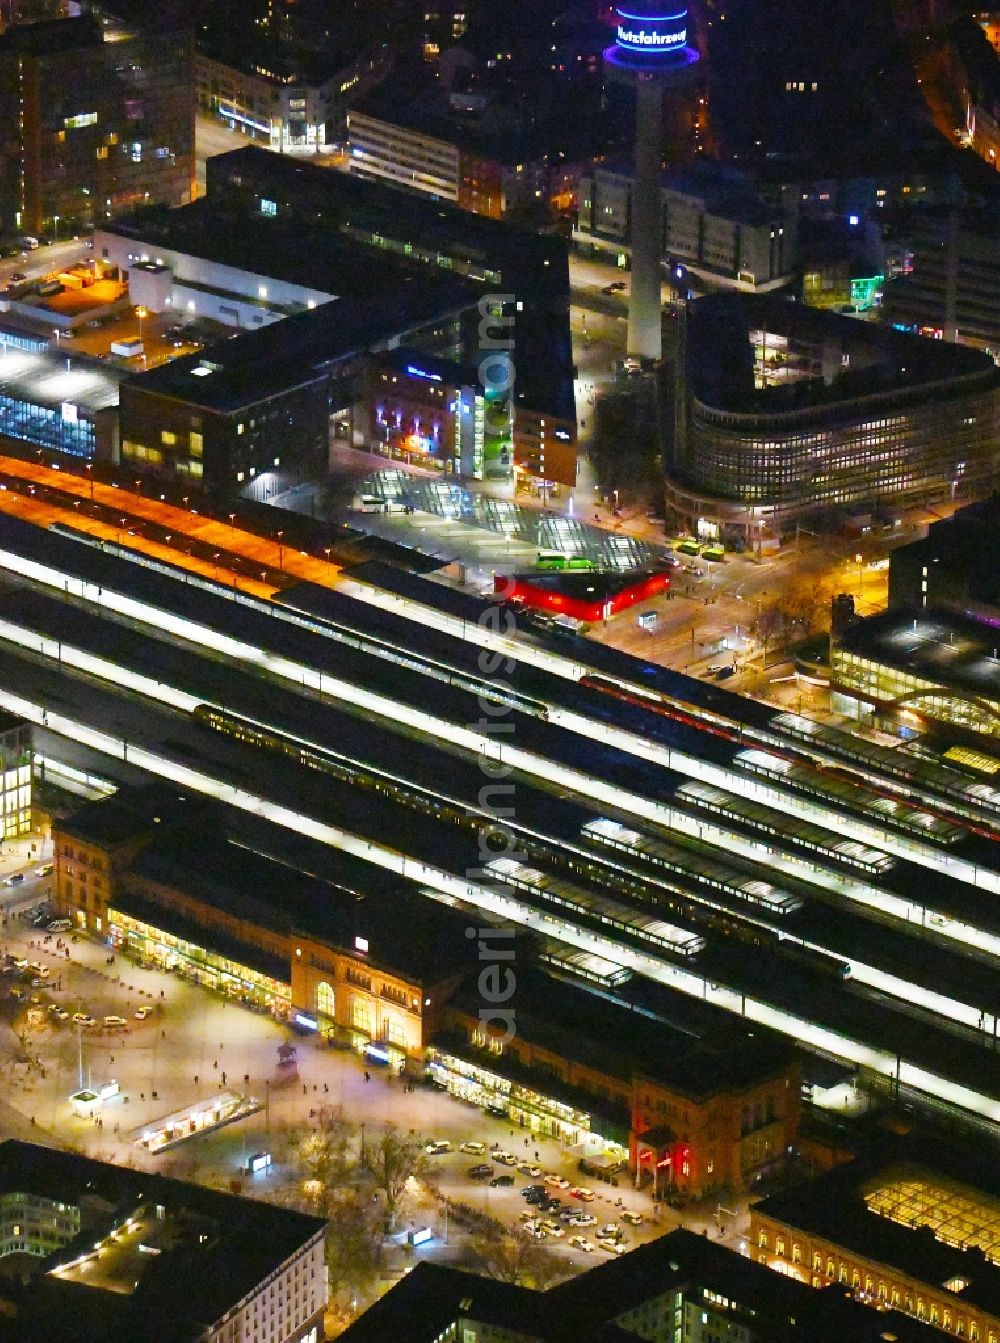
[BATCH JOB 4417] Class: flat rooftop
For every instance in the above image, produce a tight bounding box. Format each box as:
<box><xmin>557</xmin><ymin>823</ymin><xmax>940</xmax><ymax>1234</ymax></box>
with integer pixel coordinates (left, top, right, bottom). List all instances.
<box><xmin>753</xmin><ymin>1135</ymin><xmax>1000</xmax><ymax>1322</ymax></box>
<box><xmin>687</xmin><ymin>292</ymin><xmax>1000</xmax><ymax>416</ymax></box>
<box><xmin>0</xmin><ymin>347</ymin><xmax>129</xmax><ymax>414</ymax></box>
<box><xmin>102</xmin><ymin>199</ymin><xmax>432</xmax><ymax>302</ymax></box>
<box><xmin>128</xmin><ymin>271</ymin><xmax>478</xmax><ymax>414</ymax></box>
<box><xmin>55</xmin><ymin>785</ymin><xmax>219</xmax><ymax>849</ymax></box>
<box><xmin>836</xmin><ymin>605</ymin><xmax>1000</xmax><ymax>703</ymax></box>
<box><xmin>0</xmin><ymin>1139</ymin><xmax>324</xmax><ymax>1343</ymax></box>
<box><xmin>444</xmin><ymin>965</ymin><xmax>796</xmax><ymax>1103</ymax></box>
<box><xmin>128</xmin><ymin>827</ymin><xmax>480</xmax><ymax>985</ymax></box>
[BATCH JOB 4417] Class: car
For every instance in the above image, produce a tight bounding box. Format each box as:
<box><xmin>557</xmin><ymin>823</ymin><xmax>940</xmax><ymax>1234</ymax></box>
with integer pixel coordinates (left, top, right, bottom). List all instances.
<box><xmin>524</xmin><ymin>1225</ymin><xmax>546</xmax><ymax>1239</ymax></box>
<box><xmin>558</xmin><ymin>1207</ymin><xmax>579</xmax><ymax>1221</ymax></box>
<box><xmin>460</xmin><ymin>1141</ymin><xmax>486</xmax><ymax>1156</ymax></box>
<box><xmin>540</xmin><ymin>1221</ymin><xmax>564</xmax><ymax>1238</ymax></box>
<box><xmin>484</xmin><ymin>1102</ymin><xmax>507</xmax><ymax>1118</ymax></box>
<box><xmin>72</xmin><ymin>1013</ymin><xmax>95</xmax><ymax>1027</ymax></box>
<box><xmin>599</xmin><ymin>1224</ymin><xmax>623</xmax><ymax>1240</ymax></box>
<box><xmin>490</xmin><ymin>1174</ymin><xmax>515</xmax><ymax>1187</ymax></box>
<box><xmin>568</xmin><ymin>1213</ymin><xmax>597</xmax><ymax>1227</ymax></box>
<box><xmin>35</xmin><ymin>864</ymin><xmax>53</xmax><ymax>878</ymax></box>
<box><xmin>715</xmin><ymin>665</ymin><xmax>736</xmax><ymax>681</ymax></box>
<box><xmin>425</xmin><ymin>1140</ymin><xmax>451</xmax><ymax>1155</ymax></box>
<box><xmin>568</xmin><ymin>1236</ymin><xmax>594</xmax><ymax>1252</ymax></box>
<box><xmin>570</xmin><ymin>1187</ymin><xmax>595</xmax><ymax>1202</ymax></box>
<box><xmin>596</xmin><ymin>1238</ymin><xmax>626</xmax><ymax>1256</ymax></box>
<box><xmin>522</xmin><ymin>1186</ymin><xmax>547</xmax><ymax>1203</ymax></box>
<box><xmin>608</xmin><ymin>280</ymin><xmax>626</xmax><ymax>291</ymax></box>
<box><xmin>543</xmin><ymin>1174</ymin><xmax>570</xmax><ymax>1189</ymax></box>
<box><xmin>49</xmin><ymin>1008</ymin><xmax>69</xmax><ymax>1022</ymax></box>
<box><xmin>8</xmin><ymin>270</ymin><xmax>26</xmax><ymax>281</ymax></box>
<box><xmin>518</xmin><ymin>1163</ymin><xmax>542</xmax><ymax>1178</ymax></box>
<box><xmin>495</xmin><ymin>1153</ymin><xmax>518</xmax><ymax>1167</ymax></box>
<box><xmin>103</xmin><ymin>1015</ymin><xmax>127</xmax><ymax>1030</ymax></box>
<box><xmin>28</xmin><ymin>964</ymin><xmax>48</xmax><ymax>978</ymax></box>
<box><xmin>468</xmin><ymin>1163</ymin><xmax>493</xmax><ymax>1179</ymax></box>
<box><xmin>620</xmin><ymin>1211</ymin><xmax>643</xmax><ymax>1226</ymax></box>
<box><xmin>47</xmin><ymin>919</ymin><xmax>71</xmax><ymax>932</ymax></box>
<box><xmin>134</xmin><ymin>1006</ymin><xmax>151</xmax><ymax>1020</ymax></box>
<box><xmin>4</xmin><ymin>872</ymin><xmax>24</xmax><ymax>886</ymax></box>
<box><xmin>541</xmin><ymin>1199</ymin><xmax>564</xmax><ymax>1215</ymax></box>
<box><xmin>30</xmin><ymin>977</ymin><xmax>46</xmax><ymax>988</ymax></box>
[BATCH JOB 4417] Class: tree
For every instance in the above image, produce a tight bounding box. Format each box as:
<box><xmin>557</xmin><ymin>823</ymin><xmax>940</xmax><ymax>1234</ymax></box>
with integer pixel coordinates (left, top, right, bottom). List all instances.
<box><xmin>324</xmin><ymin>1191</ymin><xmax>383</xmax><ymax>1304</ymax></box>
<box><xmin>466</xmin><ymin>1226</ymin><xmax>564</xmax><ymax>1288</ymax></box>
<box><xmin>291</xmin><ymin>1105</ymin><xmax>357</xmax><ymax>1215</ymax></box>
<box><xmin>359</xmin><ymin>1124</ymin><xmax>426</xmax><ymax>1229</ymax></box>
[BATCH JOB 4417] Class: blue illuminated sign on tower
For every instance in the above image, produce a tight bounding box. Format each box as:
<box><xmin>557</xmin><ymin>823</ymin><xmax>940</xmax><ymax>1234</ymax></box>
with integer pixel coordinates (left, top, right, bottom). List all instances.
<box><xmin>614</xmin><ymin>3</ymin><xmax>687</xmax><ymax>61</ymax></box>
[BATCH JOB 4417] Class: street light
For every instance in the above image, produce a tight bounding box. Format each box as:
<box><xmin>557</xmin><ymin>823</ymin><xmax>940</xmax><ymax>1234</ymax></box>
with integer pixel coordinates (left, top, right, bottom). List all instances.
<box><xmin>85</xmin><ymin>462</ymin><xmax>94</xmax><ymax>501</ymax></box>
<box><xmin>855</xmin><ymin>551</ymin><xmax>864</xmax><ymax>608</ymax></box>
<box><xmin>277</xmin><ymin>530</ymin><xmax>284</xmax><ymax>571</ymax></box>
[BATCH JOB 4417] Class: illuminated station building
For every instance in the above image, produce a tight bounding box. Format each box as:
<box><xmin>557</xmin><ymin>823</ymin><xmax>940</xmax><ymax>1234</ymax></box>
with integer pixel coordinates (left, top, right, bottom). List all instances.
<box><xmin>604</xmin><ymin>2</ymin><xmax>699</xmax><ymax>361</ymax></box>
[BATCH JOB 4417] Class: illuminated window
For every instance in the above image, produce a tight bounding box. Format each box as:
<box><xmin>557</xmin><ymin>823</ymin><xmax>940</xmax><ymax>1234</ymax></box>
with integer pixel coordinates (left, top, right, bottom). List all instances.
<box><xmin>160</xmin><ymin>430</ymin><xmax>177</xmax><ymax>445</ymax></box>
<box><xmin>315</xmin><ymin>981</ymin><xmax>334</xmax><ymax>1019</ymax></box>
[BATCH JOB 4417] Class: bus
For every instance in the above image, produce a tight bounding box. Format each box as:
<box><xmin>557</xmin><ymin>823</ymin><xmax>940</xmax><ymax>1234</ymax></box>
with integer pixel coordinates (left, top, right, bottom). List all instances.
<box><xmin>675</xmin><ymin>540</ymin><xmax>701</xmax><ymax>557</ymax></box>
<box><xmin>536</xmin><ymin>551</ymin><xmax>596</xmax><ymax>572</ymax></box>
<box><xmin>702</xmin><ymin>545</ymin><xmax>725</xmax><ymax>562</ymax></box>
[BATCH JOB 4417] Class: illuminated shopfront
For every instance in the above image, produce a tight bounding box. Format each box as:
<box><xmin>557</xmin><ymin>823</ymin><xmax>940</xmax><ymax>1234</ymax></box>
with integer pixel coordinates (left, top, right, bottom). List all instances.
<box><xmin>0</xmin><ymin>717</ymin><xmax>31</xmax><ymax>839</ymax></box>
<box><xmin>426</xmin><ymin>1046</ymin><xmax>628</xmax><ymax>1158</ymax></box>
<box><xmin>109</xmin><ymin>908</ymin><xmax>291</xmax><ymax>1019</ymax></box>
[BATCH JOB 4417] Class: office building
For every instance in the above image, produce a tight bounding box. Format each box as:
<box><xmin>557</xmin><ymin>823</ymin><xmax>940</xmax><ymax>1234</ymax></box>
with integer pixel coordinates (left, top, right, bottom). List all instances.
<box><xmin>888</xmin><ymin>494</ymin><xmax>1000</xmax><ymax>612</ymax></box>
<box><xmin>337</xmin><ymin>1226</ymin><xmax>942</xmax><ymax>1343</ymax></box>
<box><xmin>346</xmin><ymin>86</ymin><xmax>580</xmax><ymax>219</ymax></box>
<box><xmin>884</xmin><ymin>210</ymin><xmax>1000</xmax><ymax>356</ymax></box>
<box><xmin>667</xmin><ymin>293</ymin><xmax>1000</xmax><ymax>544</ymax></box>
<box><xmin>0</xmin><ymin>1139</ymin><xmax>326</xmax><ymax>1343</ymax></box>
<box><xmin>370</xmin><ymin>348</ymin><xmax>513</xmax><ymax>480</ymax></box>
<box><xmin>577</xmin><ymin>160</ymin><xmax>797</xmax><ymax>294</ymax></box>
<box><xmin>197</xmin><ymin>45</ymin><xmax>390</xmax><ymax>155</ymax></box>
<box><xmin>830</xmin><ymin>604</ymin><xmax>1000</xmax><ymax>742</ymax></box>
<box><xmin>205</xmin><ymin>148</ymin><xmax>577</xmax><ymax>490</ymax></box>
<box><xmin>751</xmin><ymin>1134</ymin><xmax>1000</xmax><ymax>1342</ymax></box>
<box><xmin>0</xmin><ymin>712</ymin><xmax>31</xmax><ymax>838</ymax></box>
<box><xmin>0</xmin><ymin>9</ymin><xmax>194</xmax><ymax>240</ymax></box>
<box><xmin>103</xmin><ymin>200</ymin><xmax>478</xmax><ymax>495</ymax></box>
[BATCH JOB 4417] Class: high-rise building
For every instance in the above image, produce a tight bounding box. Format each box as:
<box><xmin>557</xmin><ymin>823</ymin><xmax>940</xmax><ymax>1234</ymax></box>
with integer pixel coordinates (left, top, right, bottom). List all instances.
<box><xmin>0</xmin><ymin>8</ymin><xmax>194</xmax><ymax>240</ymax></box>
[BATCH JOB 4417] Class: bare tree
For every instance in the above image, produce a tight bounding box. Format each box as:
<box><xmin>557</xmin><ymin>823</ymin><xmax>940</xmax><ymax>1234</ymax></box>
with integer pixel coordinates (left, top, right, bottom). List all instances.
<box><xmin>325</xmin><ymin>1191</ymin><xmax>384</xmax><ymax>1304</ymax></box>
<box><xmin>359</xmin><ymin>1124</ymin><xmax>426</xmax><ymax>1229</ymax></box>
<box><xmin>466</xmin><ymin>1227</ymin><xmax>564</xmax><ymax>1289</ymax></box>
<box><xmin>291</xmin><ymin>1105</ymin><xmax>357</xmax><ymax>1215</ymax></box>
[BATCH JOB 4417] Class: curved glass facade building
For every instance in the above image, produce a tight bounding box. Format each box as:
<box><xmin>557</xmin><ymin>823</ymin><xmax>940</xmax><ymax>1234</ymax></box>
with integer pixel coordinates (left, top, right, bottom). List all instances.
<box><xmin>668</xmin><ymin>294</ymin><xmax>1000</xmax><ymax>540</ymax></box>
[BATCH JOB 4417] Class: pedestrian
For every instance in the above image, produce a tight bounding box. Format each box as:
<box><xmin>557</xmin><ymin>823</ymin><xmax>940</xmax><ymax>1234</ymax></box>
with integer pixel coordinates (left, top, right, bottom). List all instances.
<box><xmin>302</xmin><ymin>1083</ymin><xmax>307</xmax><ymax>1095</ymax></box>
<box><xmin>194</xmin><ymin>1074</ymin><xmax>198</xmax><ymax>1085</ymax></box>
<box><xmin>221</xmin><ymin>1072</ymin><xmax>226</xmax><ymax>1085</ymax></box>
<box><xmin>161</xmin><ymin>1029</ymin><xmax>165</xmax><ymax>1039</ymax></box>
<box><xmin>323</xmin><ymin>1082</ymin><xmax>328</xmax><ymax>1094</ymax></box>
<box><xmin>213</xmin><ymin>1060</ymin><xmax>218</xmax><ymax>1070</ymax></box>
<box><xmin>535</xmin><ymin>1150</ymin><xmax>540</xmax><ymax>1162</ymax></box>
<box><xmin>364</xmin><ymin>1070</ymin><xmax>370</xmax><ymax>1083</ymax></box>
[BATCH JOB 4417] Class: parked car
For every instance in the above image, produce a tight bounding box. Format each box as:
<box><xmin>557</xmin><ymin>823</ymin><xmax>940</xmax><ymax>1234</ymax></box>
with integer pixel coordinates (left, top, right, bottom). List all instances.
<box><xmin>568</xmin><ymin>1213</ymin><xmax>597</xmax><ymax>1227</ymax></box>
<box><xmin>540</xmin><ymin>1221</ymin><xmax>564</xmax><ymax>1238</ymax></box>
<box><xmin>4</xmin><ymin>872</ymin><xmax>24</xmax><ymax>886</ymax></box>
<box><xmin>490</xmin><ymin>1174</ymin><xmax>515</xmax><ymax>1187</ymax></box>
<box><xmin>460</xmin><ymin>1141</ymin><xmax>486</xmax><ymax>1156</ymax></box>
<box><xmin>103</xmin><ymin>1015</ymin><xmax>127</xmax><ymax>1030</ymax></box>
<box><xmin>134</xmin><ymin>1007</ymin><xmax>152</xmax><ymax>1020</ymax></box>
<box><xmin>620</xmin><ymin>1211</ymin><xmax>643</xmax><ymax>1226</ymax></box>
<box><xmin>425</xmin><ymin>1140</ymin><xmax>451</xmax><ymax>1155</ymax></box>
<box><xmin>568</xmin><ymin>1235</ymin><xmax>594</xmax><ymax>1252</ymax></box>
<box><xmin>35</xmin><ymin>864</ymin><xmax>53</xmax><ymax>877</ymax></box>
<box><xmin>543</xmin><ymin>1174</ymin><xmax>570</xmax><ymax>1189</ymax></box>
<box><xmin>72</xmin><ymin>1013</ymin><xmax>95</xmax><ymax>1027</ymax></box>
<box><xmin>596</xmin><ymin>1237</ymin><xmax>626</xmax><ymax>1255</ymax></box>
<box><xmin>522</xmin><ymin>1185</ymin><xmax>546</xmax><ymax>1202</ymax></box>
<box><xmin>468</xmin><ymin>1164</ymin><xmax>493</xmax><ymax>1179</ymax></box>
<box><xmin>47</xmin><ymin>919</ymin><xmax>71</xmax><ymax>932</ymax></box>
<box><xmin>517</xmin><ymin>1163</ymin><xmax>542</xmax><ymax>1178</ymax></box>
<box><xmin>570</xmin><ymin>1187</ymin><xmax>595</xmax><ymax>1202</ymax></box>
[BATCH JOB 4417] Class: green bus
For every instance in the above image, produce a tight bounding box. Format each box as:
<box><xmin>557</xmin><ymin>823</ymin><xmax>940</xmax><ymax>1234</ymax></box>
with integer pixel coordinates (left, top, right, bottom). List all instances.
<box><xmin>536</xmin><ymin>552</ymin><xmax>596</xmax><ymax>572</ymax></box>
<box><xmin>675</xmin><ymin>540</ymin><xmax>701</xmax><ymax>557</ymax></box>
<box><xmin>702</xmin><ymin>545</ymin><xmax>725</xmax><ymax>562</ymax></box>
